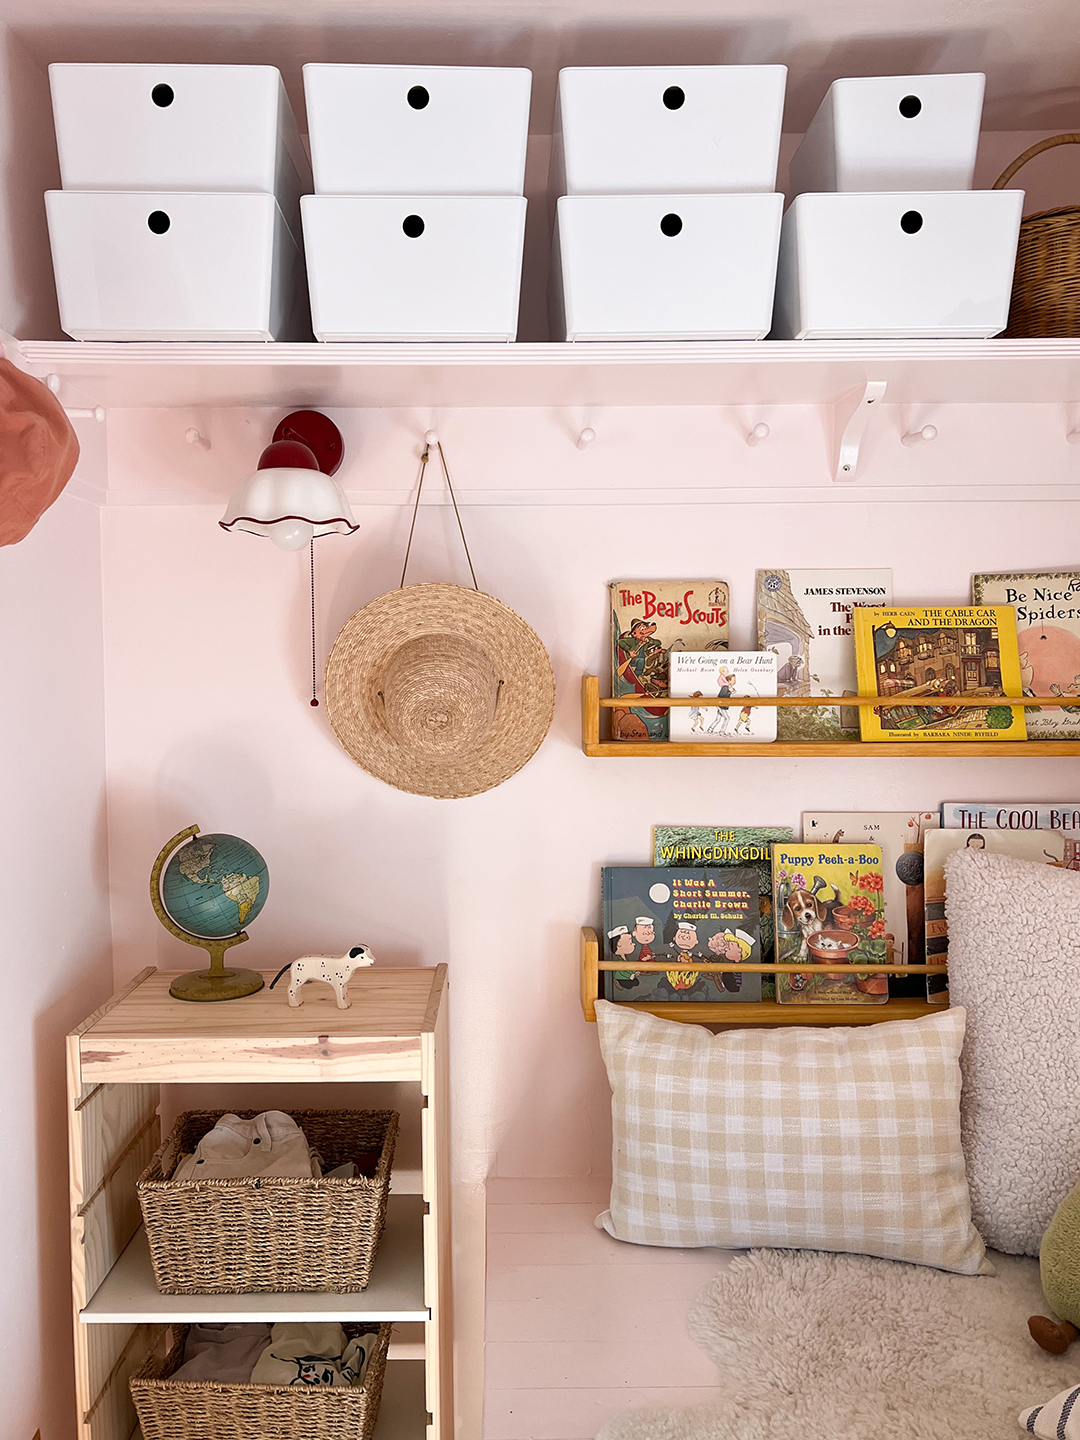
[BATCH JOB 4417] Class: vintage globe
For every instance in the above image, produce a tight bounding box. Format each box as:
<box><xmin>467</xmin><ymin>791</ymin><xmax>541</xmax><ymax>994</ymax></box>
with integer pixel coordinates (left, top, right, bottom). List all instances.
<box><xmin>161</xmin><ymin>832</ymin><xmax>270</xmax><ymax>940</ymax></box>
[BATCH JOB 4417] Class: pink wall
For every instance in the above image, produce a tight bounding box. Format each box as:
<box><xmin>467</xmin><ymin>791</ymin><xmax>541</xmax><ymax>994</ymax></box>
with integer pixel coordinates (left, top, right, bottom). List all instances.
<box><xmin>0</xmin><ymin>37</ymin><xmax>110</xmax><ymax>1438</ymax></box>
<box><xmin>0</xmin><ymin>29</ymin><xmax>61</xmax><ymax>339</ymax></box>
<box><xmin>100</xmin><ymin>404</ymin><xmax>1080</xmax><ymax>1191</ymax></box>
<box><xmin>0</xmin><ymin>491</ymin><xmax>112</xmax><ymax>1440</ymax></box>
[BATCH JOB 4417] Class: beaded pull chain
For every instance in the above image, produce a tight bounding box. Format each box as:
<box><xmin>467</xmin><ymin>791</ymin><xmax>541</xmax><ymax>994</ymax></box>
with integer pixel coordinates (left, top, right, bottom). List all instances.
<box><xmin>310</xmin><ymin>538</ymin><xmax>319</xmax><ymax>707</ymax></box>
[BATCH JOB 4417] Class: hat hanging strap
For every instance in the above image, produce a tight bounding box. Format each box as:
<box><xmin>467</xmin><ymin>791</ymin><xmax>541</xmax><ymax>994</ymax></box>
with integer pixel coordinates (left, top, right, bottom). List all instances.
<box><xmin>399</xmin><ymin>439</ymin><xmax>479</xmax><ymax>592</ymax></box>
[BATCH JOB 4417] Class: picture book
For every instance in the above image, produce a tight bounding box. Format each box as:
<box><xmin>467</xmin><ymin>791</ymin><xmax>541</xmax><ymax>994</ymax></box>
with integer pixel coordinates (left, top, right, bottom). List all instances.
<box><xmin>771</xmin><ymin>842</ymin><xmax>887</xmax><ymax>1004</ymax></box>
<box><xmin>941</xmin><ymin>802</ymin><xmax>1080</xmax><ymax>832</ymax></box>
<box><xmin>923</xmin><ymin>829</ymin><xmax>1075</xmax><ymax>1003</ymax></box>
<box><xmin>653</xmin><ymin>826</ymin><xmax>794</xmax><ymax>995</ymax></box>
<box><xmin>852</xmin><ymin>605</ymin><xmax>1027</xmax><ymax>742</ymax></box>
<box><xmin>610</xmin><ymin>581</ymin><xmax>729</xmax><ymax>742</ymax></box>
<box><xmin>756</xmin><ymin>569</ymin><xmax>892</xmax><ymax>739</ymax></box>
<box><xmin>801</xmin><ymin>812</ymin><xmax>939</xmax><ymax>998</ymax></box>
<box><xmin>601</xmin><ymin>865</ymin><xmax>762</xmax><ymax>1004</ymax></box>
<box><xmin>971</xmin><ymin>571</ymin><xmax>1080</xmax><ymax>737</ymax></box>
<box><xmin>669</xmin><ymin>651</ymin><xmax>778</xmax><ymax>743</ymax></box>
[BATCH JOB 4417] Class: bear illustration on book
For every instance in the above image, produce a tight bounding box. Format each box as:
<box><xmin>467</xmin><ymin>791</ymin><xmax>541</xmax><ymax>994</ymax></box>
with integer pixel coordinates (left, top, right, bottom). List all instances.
<box><xmin>609</xmin><ymin>581</ymin><xmax>730</xmax><ymax>742</ymax></box>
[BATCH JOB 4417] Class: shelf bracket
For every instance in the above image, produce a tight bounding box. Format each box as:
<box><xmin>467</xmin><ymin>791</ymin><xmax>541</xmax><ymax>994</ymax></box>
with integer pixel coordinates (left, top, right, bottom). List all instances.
<box><xmin>831</xmin><ymin>380</ymin><xmax>887</xmax><ymax>482</ymax></box>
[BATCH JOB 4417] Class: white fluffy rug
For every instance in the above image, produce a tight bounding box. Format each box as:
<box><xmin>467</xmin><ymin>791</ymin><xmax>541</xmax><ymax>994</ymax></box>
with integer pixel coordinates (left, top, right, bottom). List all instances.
<box><xmin>597</xmin><ymin>1248</ymin><xmax>1080</xmax><ymax>1440</ymax></box>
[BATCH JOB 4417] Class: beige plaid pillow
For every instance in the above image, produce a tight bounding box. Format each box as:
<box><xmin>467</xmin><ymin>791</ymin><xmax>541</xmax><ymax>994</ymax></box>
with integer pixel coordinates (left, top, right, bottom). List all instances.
<box><xmin>596</xmin><ymin>1001</ymin><xmax>988</xmax><ymax>1274</ymax></box>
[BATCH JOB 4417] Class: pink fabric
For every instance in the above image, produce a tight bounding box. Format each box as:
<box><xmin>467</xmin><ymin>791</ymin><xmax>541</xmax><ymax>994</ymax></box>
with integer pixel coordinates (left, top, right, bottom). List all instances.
<box><xmin>0</xmin><ymin>359</ymin><xmax>79</xmax><ymax>547</ymax></box>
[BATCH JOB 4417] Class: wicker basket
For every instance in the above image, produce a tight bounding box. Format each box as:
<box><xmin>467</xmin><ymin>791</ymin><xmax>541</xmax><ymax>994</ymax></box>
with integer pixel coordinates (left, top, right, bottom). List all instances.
<box><xmin>130</xmin><ymin>1322</ymin><xmax>390</xmax><ymax>1440</ymax></box>
<box><xmin>137</xmin><ymin>1109</ymin><xmax>398</xmax><ymax>1294</ymax></box>
<box><xmin>994</xmin><ymin>133</ymin><xmax>1080</xmax><ymax>336</ymax></box>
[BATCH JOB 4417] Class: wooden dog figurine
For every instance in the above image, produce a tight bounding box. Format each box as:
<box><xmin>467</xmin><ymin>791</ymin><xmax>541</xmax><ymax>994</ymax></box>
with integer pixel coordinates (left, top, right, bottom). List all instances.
<box><xmin>269</xmin><ymin>945</ymin><xmax>376</xmax><ymax>1009</ymax></box>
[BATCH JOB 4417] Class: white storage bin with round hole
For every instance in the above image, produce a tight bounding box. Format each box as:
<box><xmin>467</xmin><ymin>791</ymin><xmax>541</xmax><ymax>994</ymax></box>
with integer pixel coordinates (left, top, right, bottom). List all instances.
<box><xmin>770</xmin><ymin>190</ymin><xmax>1024</xmax><ymax>340</ymax></box>
<box><xmin>303</xmin><ymin>64</ymin><xmax>532</xmax><ymax>196</ymax></box>
<box><xmin>45</xmin><ymin>191</ymin><xmax>309</xmax><ymax>341</ymax></box>
<box><xmin>788</xmin><ymin>73</ymin><xmax>985</xmax><ymax>195</ymax></box>
<box><xmin>552</xmin><ymin>193</ymin><xmax>784</xmax><ymax>341</ymax></box>
<box><xmin>48</xmin><ymin>64</ymin><xmax>311</xmax><ymax>234</ymax></box>
<box><xmin>552</xmin><ymin>65</ymin><xmax>787</xmax><ymax>196</ymax></box>
<box><xmin>301</xmin><ymin>195</ymin><xmax>527</xmax><ymax>341</ymax></box>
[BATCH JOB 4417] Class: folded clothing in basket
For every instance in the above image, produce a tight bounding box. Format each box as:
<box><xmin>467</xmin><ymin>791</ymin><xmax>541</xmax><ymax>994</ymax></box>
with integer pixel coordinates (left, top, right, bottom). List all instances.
<box><xmin>169</xmin><ymin>1324</ymin><xmax>273</xmax><ymax>1384</ymax></box>
<box><xmin>171</xmin><ymin>1110</ymin><xmax>322</xmax><ymax>1181</ymax></box>
<box><xmin>169</xmin><ymin>1321</ymin><xmax>378</xmax><ymax>1388</ymax></box>
<box><xmin>251</xmin><ymin>1322</ymin><xmax>376</xmax><ymax>1388</ymax></box>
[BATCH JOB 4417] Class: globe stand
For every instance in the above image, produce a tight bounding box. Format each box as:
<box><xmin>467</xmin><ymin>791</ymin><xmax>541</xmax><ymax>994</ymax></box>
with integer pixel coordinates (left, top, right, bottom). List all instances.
<box><xmin>151</xmin><ymin>826</ymin><xmax>266</xmax><ymax>1003</ymax></box>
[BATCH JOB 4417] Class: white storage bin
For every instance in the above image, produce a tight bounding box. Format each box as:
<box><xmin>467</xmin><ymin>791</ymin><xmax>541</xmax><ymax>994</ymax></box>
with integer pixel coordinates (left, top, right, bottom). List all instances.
<box><xmin>46</xmin><ymin>191</ymin><xmax>308</xmax><ymax>341</ymax></box>
<box><xmin>788</xmin><ymin>73</ymin><xmax>985</xmax><ymax>194</ymax></box>
<box><xmin>303</xmin><ymin>64</ymin><xmax>532</xmax><ymax>195</ymax></box>
<box><xmin>301</xmin><ymin>195</ymin><xmax>527</xmax><ymax>340</ymax></box>
<box><xmin>49</xmin><ymin>65</ymin><xmax>311</xmax><ymax>232</ymax></box>
<box><xmin>552</xmin><ymin>193</ymin><xmax>784</xmax><ymax>341</ymax></box>
<box><xmin>771</xmin><ymin>191</ymin><xmax>1023</xmax><ymax>339</ymax></box>
<box><xmin>552</xmin><ymin>65</ymin><xmax>787</xmax><ymax>196</ymax></box>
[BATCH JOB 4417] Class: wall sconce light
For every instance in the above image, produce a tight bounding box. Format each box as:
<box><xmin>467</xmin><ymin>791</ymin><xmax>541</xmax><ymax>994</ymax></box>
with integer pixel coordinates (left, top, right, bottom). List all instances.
<box><xmin>220</xmin><ymin>410</ymin><xmax>356</xmax><ymax>548</ymax></box>
<box><xmin>220</xmin><ymin>411</ymin><xmax>358</xmax><ymax>705</ymax></box>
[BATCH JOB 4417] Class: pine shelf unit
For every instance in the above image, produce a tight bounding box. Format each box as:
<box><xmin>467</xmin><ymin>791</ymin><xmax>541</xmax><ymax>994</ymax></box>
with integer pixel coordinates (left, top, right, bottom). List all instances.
<box><xmin>581</xmin><ymin>927</ymin><xmax>945</xmax><ymax>1026</ymax></box>
<box><xmin>581</xmin><ymin>676</ymin><xmax>1080</xmax><ymax>757</ymax></box>
<box><xmin>67</xmin><ymin>965</ymin><xmax>450</xmax><ymax>1440</ymax></box>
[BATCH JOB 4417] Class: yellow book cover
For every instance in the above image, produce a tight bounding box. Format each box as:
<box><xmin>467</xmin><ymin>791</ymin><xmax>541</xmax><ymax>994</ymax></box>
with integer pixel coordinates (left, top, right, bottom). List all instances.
<box><xmin>852</xmin><ymin>606</ymin><xmax>1026</xmax><ymax>742</ymax></box>
<box><xmin>772</xmin><ymin>842</ymin><xmax>887</xmax><ymax>1004</ymax></box>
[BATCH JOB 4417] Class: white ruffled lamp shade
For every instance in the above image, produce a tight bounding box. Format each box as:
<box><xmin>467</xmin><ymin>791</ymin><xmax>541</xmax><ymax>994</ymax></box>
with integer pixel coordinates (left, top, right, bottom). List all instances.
<box><xmin>221</xmin><ymin>464</ymin><xmax>358</xmax><ymax>550</ymax></box>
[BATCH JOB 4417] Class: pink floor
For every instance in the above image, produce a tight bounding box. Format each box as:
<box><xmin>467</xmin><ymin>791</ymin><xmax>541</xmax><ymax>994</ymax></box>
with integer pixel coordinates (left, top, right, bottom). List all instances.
<box><xmin>484</xmin><ymin>1177</ymin><xmax>736</xmax><ymax>1439</ymax></box>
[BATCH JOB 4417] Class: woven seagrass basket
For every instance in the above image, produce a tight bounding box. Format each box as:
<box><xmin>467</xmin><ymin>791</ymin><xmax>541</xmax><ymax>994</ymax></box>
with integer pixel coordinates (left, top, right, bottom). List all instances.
<box><xmin>137</xmin><ymin>1109</ymin><xmax>398</xmax><ymax>1294</ymax></box>
<box><xmin>994</xmin><ymin>134</ymin><xmax>1080</xmax><ymax>336</ymax></box>
<box><xmin>129</xmin><ymin>1322</ymin><xmax>390</xmax><ymax>1440</ymax></box>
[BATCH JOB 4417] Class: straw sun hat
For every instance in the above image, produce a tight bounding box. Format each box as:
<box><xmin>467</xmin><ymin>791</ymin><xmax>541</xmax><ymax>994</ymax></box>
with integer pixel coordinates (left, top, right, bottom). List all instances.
<box><xmin>324</xmin><ymin>582</ymin><xmax>555</xmax><ymax>799</ymax></box>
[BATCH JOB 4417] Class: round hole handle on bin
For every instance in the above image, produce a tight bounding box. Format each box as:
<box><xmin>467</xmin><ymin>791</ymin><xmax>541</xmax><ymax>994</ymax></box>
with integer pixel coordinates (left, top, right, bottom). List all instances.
<box><xmin>407</xmin><ymin>85</ymin><xmax>430</xmax><ymax>110</ymax></box>
<box><xmin>899</xmin><ymin>94</ymin><xmax>922</xmax><ymax>118</ymax></box>
<box><xmin>660</xmin><ymin>213</ymin><xmax>683</xmax><ymax>237</ymax></box>
<box><xmin>152</xmin><ymin>83</ymin><xmax>174</xmax><ymax>108</ymax></box>
<box><xmin>900</xmin><ymin>210</ymin><xmax>923</xmax><ymax>234</ymax></box>
<box><xmin>663</xmin><ymin>85</ymin><xmax>685</xmax><ymax>110</ymax></box>
<box><xmin>148</xmin><ymin>210</ymin><xmax>171</xmax><ymax>234</ymax></box>
<box><xmin>403</xmin><ymin>214</ymin><xmax>425</xmax><ymax>238</ymax></box>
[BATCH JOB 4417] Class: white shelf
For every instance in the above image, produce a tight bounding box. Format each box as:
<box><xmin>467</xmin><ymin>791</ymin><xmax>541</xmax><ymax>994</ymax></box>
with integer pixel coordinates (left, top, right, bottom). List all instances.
<box><xmin>81</xmin><ymin>1195</ymin><xmax>428</xmax><ymax>1325</ymax></box>
<box><xmin>18</xmin><ymin>337</ymin><xmax>1080</xmax><ymax>409</ymax></box>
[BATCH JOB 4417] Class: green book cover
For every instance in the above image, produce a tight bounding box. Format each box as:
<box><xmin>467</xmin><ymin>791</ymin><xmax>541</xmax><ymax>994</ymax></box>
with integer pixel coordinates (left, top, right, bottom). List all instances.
<box><xmin>653</xmin><ymin>826</ymin><xmax>793</xmax><ymax>998</ymax></box>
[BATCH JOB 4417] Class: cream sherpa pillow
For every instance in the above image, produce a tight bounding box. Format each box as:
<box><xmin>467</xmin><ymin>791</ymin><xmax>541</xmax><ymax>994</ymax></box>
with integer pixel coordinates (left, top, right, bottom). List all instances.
<box><xmin>944</xmin><ymin>848</ymin><xmax>1080</xmax><ymax>1255</ymax></box>
<box><xmin>596</xmin><ymin>1001</ymin><xmax>988</xmax><ymax>1274</ymax></box>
